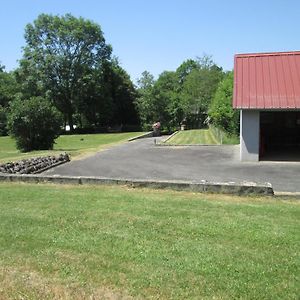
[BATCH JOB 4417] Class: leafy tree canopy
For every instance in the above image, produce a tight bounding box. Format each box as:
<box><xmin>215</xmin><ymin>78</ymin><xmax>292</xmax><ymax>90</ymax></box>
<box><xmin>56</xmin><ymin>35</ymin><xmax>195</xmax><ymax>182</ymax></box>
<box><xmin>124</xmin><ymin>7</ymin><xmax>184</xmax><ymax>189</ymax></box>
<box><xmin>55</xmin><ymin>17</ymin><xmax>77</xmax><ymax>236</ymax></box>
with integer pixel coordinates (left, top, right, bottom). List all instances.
<box><xmin>0</xmin><ymin>66</ymin><xmax>19</xmax><ymax>136</ymax></box>
<box><xmin>135</xmin><ymin>71</ymin><xmax>156</xmax><ymax>129</ymax></box>
<box><xmin>180</xmin><ymin>57</ymin><xmax>224</xmax><ymax>128</ymax></box>
<box><xmin>0</xmin><ymin>69</ymin><xmax>18</xmax><ymax>108</ymax></box>
<box><xmin>18</xmin><ymin>13</ymin><xmax>112</xmax><ymax>131</ymax></box>
<box><xmin>209</xmin><ymin>71</ymin><xmax>239</xmax><ymax>135</ymax></box>
<box><xmin>176</xmin><ymin>59</ymin><xmax>199</xmax><ymax>84</ymax></box>
<box><xmin>135</xmin><ymin>55</ymin><xmax>225</xmax><ymax>131</ymax></box>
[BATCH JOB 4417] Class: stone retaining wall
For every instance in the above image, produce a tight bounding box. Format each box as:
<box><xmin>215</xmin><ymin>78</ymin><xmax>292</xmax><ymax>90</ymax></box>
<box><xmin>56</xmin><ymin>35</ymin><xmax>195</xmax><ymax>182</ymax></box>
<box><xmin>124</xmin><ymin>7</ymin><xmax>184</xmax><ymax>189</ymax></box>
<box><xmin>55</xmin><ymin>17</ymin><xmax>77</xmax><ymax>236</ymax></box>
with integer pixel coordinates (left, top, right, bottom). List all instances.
<box><xmin>0</xmin><ymin>154</ymin><xmax>70</xmax><ymax>174</ymax></box>
<box><xmin>0</xmin><ymin>174</ymin><xmax>274</xmax><ymax>196</ymax></box>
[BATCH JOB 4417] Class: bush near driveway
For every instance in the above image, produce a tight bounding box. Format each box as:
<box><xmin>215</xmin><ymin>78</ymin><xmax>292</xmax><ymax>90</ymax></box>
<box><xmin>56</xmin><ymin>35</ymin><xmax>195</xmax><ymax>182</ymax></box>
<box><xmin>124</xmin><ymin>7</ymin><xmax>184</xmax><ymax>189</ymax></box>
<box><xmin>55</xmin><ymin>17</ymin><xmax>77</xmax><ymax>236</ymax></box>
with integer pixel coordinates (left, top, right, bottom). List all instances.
<box><xmin>7</xmin><ymin>97</ymin><xmax>62</xmax><ymax>152</ymax></box>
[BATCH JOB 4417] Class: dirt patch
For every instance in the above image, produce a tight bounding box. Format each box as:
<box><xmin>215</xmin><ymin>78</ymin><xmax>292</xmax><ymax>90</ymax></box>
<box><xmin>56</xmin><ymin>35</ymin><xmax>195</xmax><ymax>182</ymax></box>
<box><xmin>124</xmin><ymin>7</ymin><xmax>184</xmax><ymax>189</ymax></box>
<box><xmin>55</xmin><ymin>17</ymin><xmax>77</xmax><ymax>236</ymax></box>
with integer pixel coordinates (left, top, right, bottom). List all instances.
<box><xmin>0</xmin><ymin>266</ymin><xmax>133</xmax><ymax>300</ymax></box>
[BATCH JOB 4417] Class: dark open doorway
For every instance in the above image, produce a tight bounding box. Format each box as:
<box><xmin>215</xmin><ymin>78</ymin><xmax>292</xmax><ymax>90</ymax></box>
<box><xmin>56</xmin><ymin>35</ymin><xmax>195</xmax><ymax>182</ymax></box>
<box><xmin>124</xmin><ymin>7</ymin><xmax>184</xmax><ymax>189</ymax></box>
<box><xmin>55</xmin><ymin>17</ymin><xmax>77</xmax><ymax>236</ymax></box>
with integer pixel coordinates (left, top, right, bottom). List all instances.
<box><xmin>260</xmin><ymin>111</ymin><xmax>300</xmax><ymax>161</ymax></box>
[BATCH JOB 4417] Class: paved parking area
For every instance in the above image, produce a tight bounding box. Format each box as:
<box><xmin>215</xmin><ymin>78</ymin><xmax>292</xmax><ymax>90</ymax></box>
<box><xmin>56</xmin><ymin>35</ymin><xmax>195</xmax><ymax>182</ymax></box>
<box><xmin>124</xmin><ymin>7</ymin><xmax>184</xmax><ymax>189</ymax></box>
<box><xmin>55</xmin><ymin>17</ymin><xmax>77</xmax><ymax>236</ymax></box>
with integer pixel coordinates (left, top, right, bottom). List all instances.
<box><xmin>44</xmin><ymin>137</ymin><xmax>300</xmax><ymax>193</ymax></box>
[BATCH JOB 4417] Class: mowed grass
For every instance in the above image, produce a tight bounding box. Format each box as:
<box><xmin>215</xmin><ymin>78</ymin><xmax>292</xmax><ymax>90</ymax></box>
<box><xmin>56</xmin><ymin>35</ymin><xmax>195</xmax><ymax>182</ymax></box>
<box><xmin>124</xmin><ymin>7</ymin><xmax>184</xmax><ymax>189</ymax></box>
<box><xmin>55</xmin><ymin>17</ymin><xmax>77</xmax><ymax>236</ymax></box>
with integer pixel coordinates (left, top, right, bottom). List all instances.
<box><xmin>0</xmin><ymin>183</ymin><xmax>299</xmax><ymax>299</ymax></box>
<box><xmin>164</xmin><ymin>129</ymin><xmax>240</xmax><ymax>145</ymax></box>
<box><xmin>165</xmin><ymin>129</ymin><xmax>219</xmax><ymax>145</ymax></box>
<box><xmin>0</xmin><ymin>132</ymin><xmax>143</xmax><ymax>163</ymax></box>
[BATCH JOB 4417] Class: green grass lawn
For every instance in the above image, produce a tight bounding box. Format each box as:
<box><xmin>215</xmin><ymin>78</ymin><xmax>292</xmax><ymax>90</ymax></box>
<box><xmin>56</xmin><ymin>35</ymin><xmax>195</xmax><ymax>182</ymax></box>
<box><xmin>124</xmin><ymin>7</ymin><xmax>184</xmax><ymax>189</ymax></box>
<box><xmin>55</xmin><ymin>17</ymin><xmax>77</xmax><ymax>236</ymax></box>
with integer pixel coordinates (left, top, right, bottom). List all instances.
<box><xmin>0</xmin><ymin>132</ymin><xmax>143</xmax><ymax>163</ymax></box>
<box><xmin>165</xmin><ymin>129</ymin><xmax>219</xmax><ymax>145</ymax></box>
<box><xmin>0</xmin><ymin>183</ymin><xmax>299</xmax><ymax>299</ymax></box>
<box><xmin>165</xmin><ymin>129</ymin><xmax>239</xmax><ymax>145</ymax></box>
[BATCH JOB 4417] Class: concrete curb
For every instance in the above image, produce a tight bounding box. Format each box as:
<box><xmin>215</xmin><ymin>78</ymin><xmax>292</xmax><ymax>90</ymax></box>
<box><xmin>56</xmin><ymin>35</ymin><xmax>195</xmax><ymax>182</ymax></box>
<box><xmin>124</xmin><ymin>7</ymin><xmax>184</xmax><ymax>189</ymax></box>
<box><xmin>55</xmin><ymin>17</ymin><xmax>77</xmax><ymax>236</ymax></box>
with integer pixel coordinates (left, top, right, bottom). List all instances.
<box><xmin>32</xmin><ymin>160</ymin><xmax>69</xmax><ymax>174</ymax></box>
<box><xmin>159</xmin><ymin>131</ymin><xmax>179</xmax><ymax>144</ymax></box>
<box><xmin>128</xmin><ymin>132</ymin><xmax>153</xmax><ymax>141</ymax></box>
<box><xmin>156</xmin><ymin>143</ymin><xmax>236</xmax><ymax>147</ymax></box>
<box><xmin>0</xmin><ymin>174</ymin><xmax>274</xmax><ymax>196</ymax></box>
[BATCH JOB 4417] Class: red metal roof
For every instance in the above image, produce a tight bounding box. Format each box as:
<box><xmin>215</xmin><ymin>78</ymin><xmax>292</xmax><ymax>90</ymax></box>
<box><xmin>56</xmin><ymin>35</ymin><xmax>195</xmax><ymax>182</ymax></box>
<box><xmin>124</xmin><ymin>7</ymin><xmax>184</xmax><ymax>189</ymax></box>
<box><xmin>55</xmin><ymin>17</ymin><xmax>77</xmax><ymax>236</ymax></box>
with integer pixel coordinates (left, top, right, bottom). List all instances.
<box><xmin>233</xmin><ymin>51</ymin><xmax>300</xmax><ymax>109</ymax></box>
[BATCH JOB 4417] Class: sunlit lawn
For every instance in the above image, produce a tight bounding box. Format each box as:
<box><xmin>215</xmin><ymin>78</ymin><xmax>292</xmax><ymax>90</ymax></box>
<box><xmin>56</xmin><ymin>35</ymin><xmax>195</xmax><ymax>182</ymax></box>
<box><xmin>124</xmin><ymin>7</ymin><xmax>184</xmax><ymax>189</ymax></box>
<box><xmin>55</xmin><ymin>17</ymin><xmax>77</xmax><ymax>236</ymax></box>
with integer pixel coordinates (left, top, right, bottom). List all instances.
<box><xmin>0</xmin><ymin>182</ymin><xmax>299</xmax><ymax>299</ymax></box>
<box><xmin>165</xmin><ymin>129</ymin><xmax>219</xmax><ymax>145</ymax></box>
<box><xmin>164</xmin><ymin>129</ymin><xmax>239</xmax><ymax>145</ymax></box>
<box><xmin>0</xmin><ymin>132</ymin><xmax>143</xmax><ymax>163</ymax></box>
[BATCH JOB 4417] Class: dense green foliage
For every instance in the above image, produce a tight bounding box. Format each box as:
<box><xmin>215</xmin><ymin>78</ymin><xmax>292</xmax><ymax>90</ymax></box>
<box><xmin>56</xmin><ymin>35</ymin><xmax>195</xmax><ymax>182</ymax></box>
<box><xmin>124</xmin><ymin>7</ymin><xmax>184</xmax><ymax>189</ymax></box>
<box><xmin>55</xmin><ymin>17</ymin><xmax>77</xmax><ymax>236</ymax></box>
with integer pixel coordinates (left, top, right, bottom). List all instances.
<box><xmin>0</xmin><ymin>67</ymin><xmax>18</xmax><ymax>108</ymax></box>
<box><xmin>0</xmin><ymin>14</ymin><xmax>140</xmax><ymax>151</ymax></box>
<box><xmin>0</xmin><ymin>66</ymin><xmax>19</xmax><ymax>135</ymax></box>
<box><xmin>0</xmin><ymin>183</ymin><xmax>299</xmax><ymax>299</ymax></box>
<box><xmin>181</xmin><ymin>64</ymin><xmax>223</xmax><ymax>128</ymax></box>
<box><xmin>15</xmin><ymin>14</ymin><xmax>138</xmax><ymax>132</ymax></box>
<box><xmin>7</xmin><ymin>97</ymin><xmax>62</xmax><ymax>151</ymax></box>
<box><xmin>209</xmin><ymin>71</ymin><xmax>239</xmax><ymax>135</ymax></box>
<box><xmin>0</xmin><ymin>105</ymin><xmax>7</xmax><ymax>136</ymax></box>
<box><xmin>135</xmin><ymin>56</ymin><xmax>224</xmax><ymax>131</ymax></box>
<box><xmin>18</xmin><ymin>14</ymin><xmax>111</xmax><ymax>130</ymax></box>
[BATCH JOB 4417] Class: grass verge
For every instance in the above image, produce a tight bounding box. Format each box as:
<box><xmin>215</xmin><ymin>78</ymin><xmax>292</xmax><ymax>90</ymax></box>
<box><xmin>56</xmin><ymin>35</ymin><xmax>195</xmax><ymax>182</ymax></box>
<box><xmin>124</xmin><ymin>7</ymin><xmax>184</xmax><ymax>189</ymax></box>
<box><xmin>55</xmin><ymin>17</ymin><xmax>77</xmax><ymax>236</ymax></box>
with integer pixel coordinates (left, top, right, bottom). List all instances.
<box><xmin>165</xmin><ymin>129</ymin><xmax>218</xmax><ymax>145</ymax></box>
<box><xmin>210</xmin><ymin>126</ymin><xmax>240</xmax><ymax>145</ymax></box>
<box><xmin>0</xmin><ymin>132</ymin><xmax>143</xmax><ymax>163</ymax></box>
<box><xmin>164</xmin><ymin>129</ymin><xmax>239</xmax><ymax>145</ymax></box>
<box><xmin>0</xmin><ymin>182</ymin><xmax>299</xmax><ymax>299</ymax></box>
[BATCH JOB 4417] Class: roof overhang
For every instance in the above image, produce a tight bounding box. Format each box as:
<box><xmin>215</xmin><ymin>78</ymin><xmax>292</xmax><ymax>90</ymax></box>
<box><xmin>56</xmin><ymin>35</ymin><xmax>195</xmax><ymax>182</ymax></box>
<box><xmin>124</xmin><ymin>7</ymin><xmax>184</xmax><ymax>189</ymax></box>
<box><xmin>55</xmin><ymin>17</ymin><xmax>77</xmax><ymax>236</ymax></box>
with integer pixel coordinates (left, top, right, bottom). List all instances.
<box><xmin>233</xmin><ymin>51</ymin><xmax>300</xmax><ymax>110</ymax></box>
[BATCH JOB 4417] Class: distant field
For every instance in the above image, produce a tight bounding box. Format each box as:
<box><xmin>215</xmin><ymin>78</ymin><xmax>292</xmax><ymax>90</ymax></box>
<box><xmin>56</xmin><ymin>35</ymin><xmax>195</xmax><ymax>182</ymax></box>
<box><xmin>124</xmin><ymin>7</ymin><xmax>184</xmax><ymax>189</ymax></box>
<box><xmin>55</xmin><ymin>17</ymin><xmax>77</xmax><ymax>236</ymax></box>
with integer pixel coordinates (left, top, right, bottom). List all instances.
<box><xmin>0</xmin><ymin>132</ymin><xmax>143</xmax><ymax>162</ymax></box>
<box><xmin>0</xmin><ymin>182</ymin><xmax>299</xmax><ymax>299</ymax></box>
<box><xmin>164</xmin><ymin>129</ymin><xmax>239</xmax><ymax>145</ymax></box>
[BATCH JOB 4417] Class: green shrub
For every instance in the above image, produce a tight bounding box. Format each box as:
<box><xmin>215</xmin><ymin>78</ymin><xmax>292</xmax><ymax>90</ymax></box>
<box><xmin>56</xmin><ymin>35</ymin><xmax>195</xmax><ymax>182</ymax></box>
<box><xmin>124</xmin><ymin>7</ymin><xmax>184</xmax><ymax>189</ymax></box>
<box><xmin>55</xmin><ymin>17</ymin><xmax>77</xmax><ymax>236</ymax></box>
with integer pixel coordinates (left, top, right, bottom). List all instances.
<box><xmin>7</xmin><ymin>97</ymin><xmax>62</xmax><ymax>152</ymax></box>
<box><xmin>209</xmin><ymin>72</ymin><xmax>239</xmax><ymax>135</ymax></box>
<box><xmin>0</xmin><ymin>105</ymin><xmax>8</xmax><ymax>136</ymax></box>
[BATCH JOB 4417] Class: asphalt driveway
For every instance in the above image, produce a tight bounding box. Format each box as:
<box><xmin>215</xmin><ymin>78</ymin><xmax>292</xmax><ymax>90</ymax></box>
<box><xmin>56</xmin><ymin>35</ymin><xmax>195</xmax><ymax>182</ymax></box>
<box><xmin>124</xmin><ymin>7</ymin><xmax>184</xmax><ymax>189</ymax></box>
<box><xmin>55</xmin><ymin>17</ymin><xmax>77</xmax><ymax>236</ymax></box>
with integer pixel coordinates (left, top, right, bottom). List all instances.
<box><xmin>44</xmin><ymin>137</ymin><xmax>300</xmax><ymax>193</ymax></box>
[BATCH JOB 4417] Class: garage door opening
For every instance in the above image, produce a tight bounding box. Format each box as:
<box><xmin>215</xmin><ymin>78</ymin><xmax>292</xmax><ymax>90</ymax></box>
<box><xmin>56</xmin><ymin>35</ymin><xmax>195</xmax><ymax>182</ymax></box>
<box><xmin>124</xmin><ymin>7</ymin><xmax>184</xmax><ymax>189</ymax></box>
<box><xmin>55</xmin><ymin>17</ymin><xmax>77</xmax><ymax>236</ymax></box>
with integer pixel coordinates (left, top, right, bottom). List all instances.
<box><xmin>260</xmin><ymin>111</ymin><xmax>300</xmax><ymax>161</ymax></box>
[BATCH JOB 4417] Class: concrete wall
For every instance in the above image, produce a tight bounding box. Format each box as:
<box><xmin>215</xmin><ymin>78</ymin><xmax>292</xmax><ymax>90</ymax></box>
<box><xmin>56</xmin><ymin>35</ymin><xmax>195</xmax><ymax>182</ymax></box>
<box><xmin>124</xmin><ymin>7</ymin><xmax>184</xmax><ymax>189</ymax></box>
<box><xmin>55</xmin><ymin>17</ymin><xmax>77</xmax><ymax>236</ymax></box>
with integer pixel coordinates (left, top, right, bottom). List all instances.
<box><xmin>0</xmin><ymin>174</ymin><xmax>274</xmax><ymax>195</ymax></box>
<box><xmin>240</xmin><ymin>110</ymin><xmax>260</xmax><ymax>161</ymax></box>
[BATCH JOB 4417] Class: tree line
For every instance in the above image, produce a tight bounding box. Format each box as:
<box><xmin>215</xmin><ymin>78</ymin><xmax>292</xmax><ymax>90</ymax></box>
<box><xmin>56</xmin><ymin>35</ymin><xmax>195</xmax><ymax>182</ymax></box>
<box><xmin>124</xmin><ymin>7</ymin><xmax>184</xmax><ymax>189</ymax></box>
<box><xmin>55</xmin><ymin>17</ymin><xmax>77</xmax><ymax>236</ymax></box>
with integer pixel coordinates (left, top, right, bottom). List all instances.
<box><xmin>135</xmin><ymin>56</ymin><xmax>239</xmax><ymax>135</ymax></box>
<box><xmin>0</xmin><ymin>13</ymin><xmax>238</xmax><ymax>152</ymax></box>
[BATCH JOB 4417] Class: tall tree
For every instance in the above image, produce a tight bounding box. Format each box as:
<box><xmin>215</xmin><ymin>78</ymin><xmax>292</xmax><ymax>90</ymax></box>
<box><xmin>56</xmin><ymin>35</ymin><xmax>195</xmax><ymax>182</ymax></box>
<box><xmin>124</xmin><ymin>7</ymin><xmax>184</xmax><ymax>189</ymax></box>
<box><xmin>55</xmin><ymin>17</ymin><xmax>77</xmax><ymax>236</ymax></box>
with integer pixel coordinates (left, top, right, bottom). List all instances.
<box><xmin>136</xmin><ymin>70</ymin><xmax>182</xmax><ymax>130</ymax></box>
<box><xmin>0</xmin><ymin>68</ymin><xmax>18</xmax><ymax>108</ymax></box>
<box><xmin>107</xmin><ymin>60</ymin><xmax>139</xmax><ymax>126</ymax></box>
<box><xmin>152</xmin><ymin>71</ymin><xmax>181</xmax><ymax>129</ymax></box>
<box><xmin>176</xmin><ymin>59</ymin><xmax>199</xmax><ymax>84</ymax></box>
<box><xmin>135</xmin><ymin>71</ymin><xmax>156</xmax><ymax>129</ymax></box>
<box><xmin>209</xmin><ymin>71</ymin><xmax>239</xmax><ymax>135</ymax></box>
<box><xmin>0</xmin><ymin>66</ymin><xmax>20</xmax><ymax>135</ymax></box>
<box><xmin>180</xmin><ymin>55</ymin><xmax>224</xmax><ymax>128</ymax></box>
<box><xmin>135</xmin><ymin>56</ymin><xmax>224</xmax><ymax>130</ymax></box>
<box><xmin>19</xmin><ymin>13</ymin><xmax>112</xmax><ymax>131</ymax></box>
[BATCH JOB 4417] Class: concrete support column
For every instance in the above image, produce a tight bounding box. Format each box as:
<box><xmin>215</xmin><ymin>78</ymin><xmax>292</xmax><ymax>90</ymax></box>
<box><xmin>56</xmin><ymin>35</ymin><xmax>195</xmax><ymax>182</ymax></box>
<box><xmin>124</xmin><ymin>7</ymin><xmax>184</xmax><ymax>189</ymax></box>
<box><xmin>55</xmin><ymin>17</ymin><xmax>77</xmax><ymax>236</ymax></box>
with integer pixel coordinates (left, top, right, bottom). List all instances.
<box><xmin>240</xmin><ymin>110</ymin><xmax>260</xmax><ymax>161</ymax></box>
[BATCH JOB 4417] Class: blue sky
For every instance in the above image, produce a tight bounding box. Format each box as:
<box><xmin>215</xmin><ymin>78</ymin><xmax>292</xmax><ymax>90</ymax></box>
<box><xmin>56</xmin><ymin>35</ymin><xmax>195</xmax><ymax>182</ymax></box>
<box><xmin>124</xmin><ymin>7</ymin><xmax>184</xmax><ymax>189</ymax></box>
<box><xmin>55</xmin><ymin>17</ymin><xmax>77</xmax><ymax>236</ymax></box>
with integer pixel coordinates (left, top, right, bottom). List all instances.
<box><xmin>0</xmin><ymin>0</ymin><xmax>299</xmax><ymax>82</ymax></box>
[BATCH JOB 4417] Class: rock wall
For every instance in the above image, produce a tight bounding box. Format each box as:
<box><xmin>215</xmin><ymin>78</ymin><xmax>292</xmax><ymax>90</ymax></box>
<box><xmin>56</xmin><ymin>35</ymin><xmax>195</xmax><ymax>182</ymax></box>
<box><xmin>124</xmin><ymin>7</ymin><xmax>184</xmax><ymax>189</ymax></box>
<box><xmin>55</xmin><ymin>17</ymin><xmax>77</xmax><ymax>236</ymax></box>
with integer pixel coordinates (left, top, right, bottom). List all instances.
<box><xmin>0</xmin><ymin>153</ymin><xmax>70</xmax><ymax>174</ymax></box>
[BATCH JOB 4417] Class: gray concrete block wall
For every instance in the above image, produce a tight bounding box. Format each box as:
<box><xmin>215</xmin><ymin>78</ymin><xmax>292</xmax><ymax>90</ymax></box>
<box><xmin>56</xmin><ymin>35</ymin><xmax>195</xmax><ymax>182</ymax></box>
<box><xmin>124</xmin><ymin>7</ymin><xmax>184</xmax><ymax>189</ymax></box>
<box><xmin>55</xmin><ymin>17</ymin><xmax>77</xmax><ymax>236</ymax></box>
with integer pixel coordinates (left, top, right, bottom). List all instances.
<box><xmin>240</xmin><ymin>110</ymin><xmax>260</xmax><ymax>161</ymax></box>
<box><xmin>0</xmin><ymin>174</ymin><xmax>274</xmax><ymax>195</ymax></box>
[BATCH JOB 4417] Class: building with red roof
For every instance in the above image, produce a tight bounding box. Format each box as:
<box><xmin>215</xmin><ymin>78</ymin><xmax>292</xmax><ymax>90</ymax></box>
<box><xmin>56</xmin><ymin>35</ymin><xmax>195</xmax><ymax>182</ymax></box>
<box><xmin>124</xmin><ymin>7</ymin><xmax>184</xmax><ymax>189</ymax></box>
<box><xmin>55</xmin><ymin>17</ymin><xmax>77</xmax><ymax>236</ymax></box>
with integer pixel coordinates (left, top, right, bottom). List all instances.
<box><xmin>233</xmin><ymin>51</ymin><xmax>300</xmax><ymax>161</ymax></box>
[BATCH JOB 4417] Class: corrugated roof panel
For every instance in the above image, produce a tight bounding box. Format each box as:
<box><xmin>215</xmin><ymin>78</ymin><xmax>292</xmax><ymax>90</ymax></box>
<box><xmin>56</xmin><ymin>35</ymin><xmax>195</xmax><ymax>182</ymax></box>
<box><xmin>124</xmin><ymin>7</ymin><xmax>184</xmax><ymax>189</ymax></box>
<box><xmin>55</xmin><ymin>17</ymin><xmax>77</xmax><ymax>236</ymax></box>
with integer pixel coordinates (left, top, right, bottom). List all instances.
<box><xmin>289</xmin><ymin>55</ymin><xmax>300</xmax><ymax>105</ymax></box>
<box><xmin>233</xmin><ymin>51</ymin><xmax>300</xmax><ymax>109</ymax></box>
<box><xmin>242</xmin><ymin>57</ymin><xmax>250</xmax><ymax>108</ymax></box>
<box><xmin>233</xmin><ymin>55</ymin><xmax>243</xmax><ymax>108</ymax></box>
<box><xmin>268</xmin><ymin>57</ymin><xmax>280</xmax><ymax>108</ymax></box>
<box><xmin>249</xmin><ymin>56</ymin><xmax>257</xmax><ymax>108</ymax></box>
<box><xmin>262</xmin><ymin>56</ymin><xmax>272</xmax><ymax>108</ymax></box>
<box><xmin>276</xmin><ymin>56</ymin><xmax>287</xmax><ymax>108</ymax></box>
<box><xmin>283</xmin><ymin>55</ymin><xmax>296</xmax><ymax>108</ymax></box>
<box><xmin>255</xmin><ymin>56</ymin><xmax>264</xmax><ymax>108</ymax></box>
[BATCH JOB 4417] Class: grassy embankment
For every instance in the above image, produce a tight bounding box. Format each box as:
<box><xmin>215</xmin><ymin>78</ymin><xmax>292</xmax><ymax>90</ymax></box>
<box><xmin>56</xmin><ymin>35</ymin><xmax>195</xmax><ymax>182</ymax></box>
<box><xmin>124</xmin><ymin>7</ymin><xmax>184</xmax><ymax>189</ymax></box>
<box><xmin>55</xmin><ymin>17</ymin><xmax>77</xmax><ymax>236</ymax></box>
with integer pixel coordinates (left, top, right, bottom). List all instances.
<box><xmin>0</xmin><ymin>182</ymin><xmax>299</xmax><ymax>299</ymax></box>
<box><xmin>0</xmin><ymin>132</ymin><xmax>143</xmax><ymax>163</ymax></box>
<box><xmin>164</xmin><ymin>129</ymin><xmax>239</xmax><ymax>145</ymax></box>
